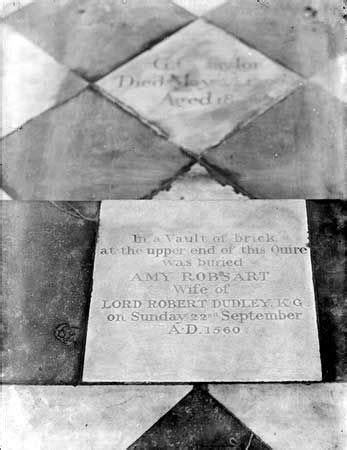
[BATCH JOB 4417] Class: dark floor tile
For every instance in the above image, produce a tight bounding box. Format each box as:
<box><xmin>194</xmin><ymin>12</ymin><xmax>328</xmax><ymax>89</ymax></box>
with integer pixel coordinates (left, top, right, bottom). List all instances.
<box><xmin>206</xmin><ymin>0</ymin><xmax>344</xmax><ymax>77</ymax></box>
<box><xmin>1</xmin><ymin>201</ymin><xmax>99</xmax><ymax>384</ymax></box>
<box><xmin>5</xmin><ymin>0</ymin><xmax>194</xmax><ymax>81</ymax></box>
<box><xmin>2</xmin><ymin>89</ymin><xmax>192</xmax><ymax>200</ymax></box>
<box><xmin>202</xmin><ymin>84</ymin><xmax>345</xmax><ymax>199</ymax></box>
<box><xmin>129</xmin><ymin>386</ymin><xmax>271</xmax><ymax>449</ymax></box>
<box><xmin>307</xmin><ymin>200</ymin><xmax>347</xmax><ymax>382</ymax></box>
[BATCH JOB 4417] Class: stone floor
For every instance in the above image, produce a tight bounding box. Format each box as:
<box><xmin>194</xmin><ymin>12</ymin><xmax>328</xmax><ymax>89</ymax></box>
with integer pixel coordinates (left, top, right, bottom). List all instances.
<box><xmin>1</xmin><ymin>1</ymin><xmax>346</xmax><ymax>448</ymax></box>
<box><xmin>2</xmin><ymin>199</ymin><xmax>346</xmax><ymax>448</ymax></box>
<box><xmin>1</xmin><ymin>0</ymin><xmax>345</xmax><ymax>199</ymax></box>
<box><xmin>2</xmin><ymin>384</ymin><xmax>346</xmax><ymax>449</ymax></box>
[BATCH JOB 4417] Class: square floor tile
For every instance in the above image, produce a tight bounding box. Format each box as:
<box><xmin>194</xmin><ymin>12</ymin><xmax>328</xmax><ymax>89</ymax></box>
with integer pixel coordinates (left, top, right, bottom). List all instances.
<box><xmin>5</xmin><ymin>0</ymin><xmax>194</xmax><ymax>81</ymax></box>
<box><xmin>0</xmin><ymin>0</ymin><xmax>34</xmax><ymax>18</ymax></box>
<box><xmin>207</xmin><ymin>0</ymin><xmax>345</xmax><ymax>78</ymax></box>
<box><xmin>1</xmin><ymin>24</ymin><xmax>86</xmax><ymax>138</ymax></box>
<box><xmin>2</xmin><ymin>89</ymin><xmax>192</xmax><ymax>200</ymax></box>
<box><xmin>97</xmin><ymin>20</ymin><xmax>302</xmax><ymax>154</ymax></box>
<box><xmin>172</xmin><ymin>0</ymin><xmax>227</xmax><ymax>16</ymax></box>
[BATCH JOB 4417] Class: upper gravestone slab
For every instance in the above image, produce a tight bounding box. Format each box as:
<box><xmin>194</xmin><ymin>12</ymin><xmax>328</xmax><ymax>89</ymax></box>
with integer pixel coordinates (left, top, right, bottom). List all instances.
<box><xmin>83</xmin><ymin>200</ymin><xmax>321</xmax><ymax>382</ymax></box>
<box><xmin>97</xmin><ymin>20</ymin><xmax>302</xmax><ymax>154</ymax></box>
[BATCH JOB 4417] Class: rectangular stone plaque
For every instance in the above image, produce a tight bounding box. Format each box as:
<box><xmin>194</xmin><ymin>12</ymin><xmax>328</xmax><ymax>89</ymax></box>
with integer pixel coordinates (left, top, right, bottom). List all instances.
<box><xmin>83</xmin><ymin>200</ymin><xmax>321</xmax><ymax>382</ymax></box>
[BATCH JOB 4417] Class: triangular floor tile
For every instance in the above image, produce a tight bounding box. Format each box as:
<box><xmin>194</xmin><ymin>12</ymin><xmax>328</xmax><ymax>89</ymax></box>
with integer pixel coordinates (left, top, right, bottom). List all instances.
<box><xmin>129</xmin><ymin>386</ymin><xmax>271</xmax><ymax>449</ymax></box>
<box><xmin>154</xmin><ymin>164</ymin><xmax>248</xmax><ymax>200</ymax></box>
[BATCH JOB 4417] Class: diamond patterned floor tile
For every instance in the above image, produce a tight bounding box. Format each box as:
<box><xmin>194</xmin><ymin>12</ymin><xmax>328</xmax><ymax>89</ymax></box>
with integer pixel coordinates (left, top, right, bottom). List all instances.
<box><xmin>1</xmin><ymin>201</ymin><xmax>99</xmax><ymax>384</ymax></box>
<box><xmin>172</xmin><ymin>0</ymin><xmax>228</xmax><ymax>16</ymax></box>
<box><xmin>129</xmin><ymin>386</ymin><xmax>271</xmax><ymax>449</ymax></box>
<box><xmin>202</xmin><ymin>83</ymin><xmax>346</xmax><ymax>199</ymax></box>
<box><xmin>97</xmin><ymin>19</ymin><xmax>302</xmax><ymax>154</ymax></box>
<box><xmin>0</xmin><ymin>188</ymin><xmax>12</xmax><ymax>200</ymax></box>
<box><xmin>5</xmin><ymin>0</ymin><xmax>194</xmax><ymax>82</ymax></box>
<box><xmin>206</xmin><ymin>0</ymin><xmax>345</xmax><ymax>78</ymax></box>
<box><xmin>1</xmin><ymin>385</ymin><xmax>192</xmax><ymax>450</ymax></box>
<box><xmin>0</xmin><ymin>0</ymin><xmax>34</xmax><ymax>18</ymax></box>
<box><xmin>310</xmin><ymin>54</ymin><xmax>347</xmax><ymax>103</ymax></box>
<box><xmin>2</xmin><ymin>89</ymin><xmax>192</xmax><ymax>200</ymax></box>
<box><xmin>1</xmin><ymin>24</ymin><xmax>87</xmax><ymax>138</ymax></box>
<box><xmin>154</xmin><ymin>164</ymin><xmax>248</xmax><ymax>199</ymax></box>
<box><xmin>209</xmin><ymin>383</ymin><xmax>347</xmax><ymax>450</ymax></box>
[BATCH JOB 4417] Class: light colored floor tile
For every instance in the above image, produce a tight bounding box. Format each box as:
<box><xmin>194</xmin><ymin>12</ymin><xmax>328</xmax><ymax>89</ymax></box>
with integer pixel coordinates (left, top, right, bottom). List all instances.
<box><xmin>0</xmin><ymin>0</ymin><xmax>34</xmax><ymax>18</ymax></box>
<box><xmin>5</xmin><ymin>0</ymin><xmax>193</xmax><ymax>81</ymax></box>
<box><xmin>310</xmin><ymin>54</ymin><xmax>347</xmax><ymax>103</ymax></box>
<box><xmin>2</xmin><ymin>385</ymin><xmax>192</xmax><ymax>450</ymax></box>
<box><xmin>1</xmin><ymin>24</ymin><xmax>86</xmax><ymax>138</ymax></box>
<box><xmin>0</xmin><ymin>188</ymin><xmax>12</xmax><ymax>199</ymax></box>
<box><xmin>154</xmin><ymin>164</ymin><xmax>248</xmax><ymax>199</ymax></box>
<box><xmin>172</xmin><ymin>0</ymin><xmax>227</xmax><ymax>15</ymax></box>
<box><xmin>98</xmin><ymin>20</ymin><xmax>302</xmax><ymax>154</ymax></box>
<box><xmin>210</xmin><ymin>383</ymin><xmax>347</xmax><ymax>450</ymax></box>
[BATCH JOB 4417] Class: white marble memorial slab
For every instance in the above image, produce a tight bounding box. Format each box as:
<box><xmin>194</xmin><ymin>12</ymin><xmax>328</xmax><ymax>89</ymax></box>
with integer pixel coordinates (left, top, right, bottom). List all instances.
<box><xmin>83</xmin><ymin>200</ymin><xmax>321</xmax><ymax>382</ymax></box>
<box><xmin>97</xmin><ymin>20</ymin><xmax>302</xmax><ymax>154</ymax></box>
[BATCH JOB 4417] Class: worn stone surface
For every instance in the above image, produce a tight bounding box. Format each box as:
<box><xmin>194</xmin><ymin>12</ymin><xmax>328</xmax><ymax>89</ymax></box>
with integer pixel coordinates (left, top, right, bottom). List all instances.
<box><xmin>154</xmin><ymin>164</ymin><xmax>248</xmax><ymax>200</ymax></box>
<box><xmin>83</xmin><ymin>200</ymin><xmax>321</xmax><ymax>382</ymax></box>
<box><xmin>97</xmin><ymin>19</ymin><xmax>302</xmax><ymax>154</ymax></box>
<box><xmin>206</xmin><ymin>0</ymin><xmax>345</xmax><ymax>78</ymax></box>
<box><xmin>306</xmin><ymin>200</ymin><xmax>347</xmax><ymax>381</ymax></box>
<box><xmin>209</xmin><ymin>383</ymin><xmax>347</xmax><ymax>450</ymax></box>
<box><xmin>0</xmin><ymin>0</ymin><xmax>34</xmax><ymax>18</ymax></box>
<box><xmin>2</xmin><ymin>89</ymin><xmax>192</xmax><ymax>200</ymax></box>
<box><xmin>130</xmin><ymin>386</ymin><xmax>271</xmax><ymax>449</ymax></box>
<box><xmin>1</xmin><ymin>385</ymin><xmax>192</xmax><ymax>450</ymax></box>
<box><xmin>1</xmin><ymin>24</ymin><xmax>86</xmax><ymax>138</ymax></box>
<box><xmin>1</xmin><ymin>201</ymin><xmax>99</xmax><ymax>384</ymax></box>
<box><xmin>172</xmin><ymin>0</ymin><xmax>228</xmax><ymax>16</ymax></box>
<box><xmin>202</xmin><ymin>84</ymin><xmax>346</xmax><ymax>199</ymax></box>
<box><xmin>5</xmin><ymin>0</ymin><xmax>194</xmax><ymax>81</ymax></box>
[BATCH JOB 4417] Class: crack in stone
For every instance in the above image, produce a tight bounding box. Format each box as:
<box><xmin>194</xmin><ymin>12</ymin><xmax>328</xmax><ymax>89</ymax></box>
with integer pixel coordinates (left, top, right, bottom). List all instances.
<box><xmin>143</xmin><ymin>160</ymin><xmax>196</xmax><ymax>199</ymax></box>
<box><xmin>245</xmin><ymin>432</ymin><xmax>254</xmax><ymax>449</ymax></box>
<box><xmin>49</xmin><ymin>202</ymin><xmax>99</xmax><ymax>222</ymax></box>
